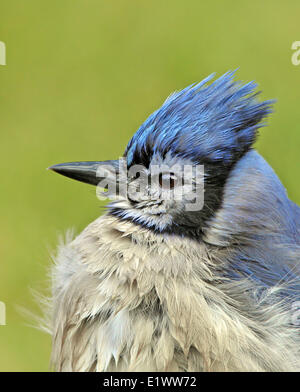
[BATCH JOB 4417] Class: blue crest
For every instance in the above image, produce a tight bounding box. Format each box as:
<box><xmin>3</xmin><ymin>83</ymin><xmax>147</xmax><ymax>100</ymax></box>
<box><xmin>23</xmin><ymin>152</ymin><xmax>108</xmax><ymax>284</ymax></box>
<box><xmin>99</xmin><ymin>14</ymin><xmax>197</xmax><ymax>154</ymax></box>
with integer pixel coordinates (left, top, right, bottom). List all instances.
<box><xmin>125</xmin><ymin>71</ymin><xmax>274</xmax><ymax>167</ymax></box>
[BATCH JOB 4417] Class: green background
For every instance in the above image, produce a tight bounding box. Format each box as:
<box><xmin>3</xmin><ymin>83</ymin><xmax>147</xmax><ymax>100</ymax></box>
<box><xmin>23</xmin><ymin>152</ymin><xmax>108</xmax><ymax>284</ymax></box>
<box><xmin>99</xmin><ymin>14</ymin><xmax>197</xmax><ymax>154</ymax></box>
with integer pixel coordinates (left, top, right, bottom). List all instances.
<box><xmin>0</xmin><ymin>0</ymin><xmax>299</xmax><ymax>371</ymax></box>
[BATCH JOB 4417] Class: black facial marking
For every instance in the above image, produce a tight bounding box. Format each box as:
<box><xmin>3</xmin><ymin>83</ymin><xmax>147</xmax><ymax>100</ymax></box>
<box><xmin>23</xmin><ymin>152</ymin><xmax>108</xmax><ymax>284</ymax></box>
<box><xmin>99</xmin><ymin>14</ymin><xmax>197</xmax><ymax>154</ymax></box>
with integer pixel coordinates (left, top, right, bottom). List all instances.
<box><xmin>108</xmin><ymin>151</ymin><xmax>243</xmax><ymax>241</ymax></box>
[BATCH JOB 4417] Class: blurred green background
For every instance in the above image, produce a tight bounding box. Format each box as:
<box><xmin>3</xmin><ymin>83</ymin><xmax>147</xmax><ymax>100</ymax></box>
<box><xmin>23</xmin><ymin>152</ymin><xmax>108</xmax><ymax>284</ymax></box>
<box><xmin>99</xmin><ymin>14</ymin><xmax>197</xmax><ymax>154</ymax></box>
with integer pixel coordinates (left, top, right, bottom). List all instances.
<box><xmin>0</xmin><ymin>0</ymin><xmax>299</xmax><ymax>371</ymax></box>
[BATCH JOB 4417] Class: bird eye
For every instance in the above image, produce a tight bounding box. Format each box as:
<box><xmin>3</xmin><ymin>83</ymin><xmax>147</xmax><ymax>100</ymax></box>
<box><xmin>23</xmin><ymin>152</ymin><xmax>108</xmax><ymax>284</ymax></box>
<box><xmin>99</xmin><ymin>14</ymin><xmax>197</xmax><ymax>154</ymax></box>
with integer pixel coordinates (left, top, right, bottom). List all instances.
<box><xmin>159</xmin><ymin>172</ymin><xmax>179</xmax><ymax>189</ymax></box>
<box><xmin>131</xmin><ymin>171</ymin><xmax>140</xmax><ymax>181</ymax></box>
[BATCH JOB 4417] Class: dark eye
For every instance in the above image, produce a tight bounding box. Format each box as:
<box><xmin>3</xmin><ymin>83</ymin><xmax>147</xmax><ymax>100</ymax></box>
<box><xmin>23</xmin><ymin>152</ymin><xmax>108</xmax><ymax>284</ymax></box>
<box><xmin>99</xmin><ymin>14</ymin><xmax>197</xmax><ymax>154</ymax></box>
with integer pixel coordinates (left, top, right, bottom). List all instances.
<box><xmin>159</xmin><ymin>172</ymin><xmax>178</xmax><ymax>189</ymax></box>
<box><xmin>131</xmin><ymin>171</ymin><xmax>140</xmax><ymax>181</ymax></box>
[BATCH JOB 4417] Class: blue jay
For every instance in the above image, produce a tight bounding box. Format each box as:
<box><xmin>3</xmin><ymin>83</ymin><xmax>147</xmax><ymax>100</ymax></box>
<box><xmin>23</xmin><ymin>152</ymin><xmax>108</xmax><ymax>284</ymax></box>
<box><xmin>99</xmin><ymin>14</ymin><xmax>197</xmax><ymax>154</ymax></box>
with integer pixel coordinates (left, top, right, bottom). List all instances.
<box><xmin>48</xmin><ymin>72</ymin><xmax>300</xmax><ymax>371</ymax></box>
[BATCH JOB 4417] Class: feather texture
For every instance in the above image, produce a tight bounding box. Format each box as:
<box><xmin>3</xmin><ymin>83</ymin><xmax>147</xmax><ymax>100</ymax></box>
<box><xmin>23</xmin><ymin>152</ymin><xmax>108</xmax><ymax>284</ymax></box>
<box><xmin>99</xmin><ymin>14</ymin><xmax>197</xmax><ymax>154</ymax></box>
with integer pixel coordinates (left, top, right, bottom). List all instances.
<box><xmin>50</xmin><ymin>150</ymin><xmax>300</xmax><ymax>371</ymax></box>
<box><xmin>47</xmin><ymin>73</ymin><xmax>300</xmax><ymax>371</ymax></box>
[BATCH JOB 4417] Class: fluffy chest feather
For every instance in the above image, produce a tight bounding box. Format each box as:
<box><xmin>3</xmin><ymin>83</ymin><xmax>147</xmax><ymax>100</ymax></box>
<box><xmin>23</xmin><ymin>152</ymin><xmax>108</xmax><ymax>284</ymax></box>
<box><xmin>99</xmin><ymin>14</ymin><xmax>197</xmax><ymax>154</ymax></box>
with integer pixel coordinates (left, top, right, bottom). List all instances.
<box><xmin>50</xmin><ymin>214</ymin><xmax>300</xmax><ymax>372</ymax></box>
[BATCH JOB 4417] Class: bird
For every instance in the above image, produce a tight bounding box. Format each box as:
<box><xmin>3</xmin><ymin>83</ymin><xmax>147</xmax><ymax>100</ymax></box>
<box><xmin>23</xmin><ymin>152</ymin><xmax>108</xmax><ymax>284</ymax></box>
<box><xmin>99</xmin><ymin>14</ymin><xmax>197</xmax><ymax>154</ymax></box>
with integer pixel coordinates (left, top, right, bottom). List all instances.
<box><xmin>47</xmin><ymin>71</ymin><xmax>300</xmax><ymax>372</ymax></box>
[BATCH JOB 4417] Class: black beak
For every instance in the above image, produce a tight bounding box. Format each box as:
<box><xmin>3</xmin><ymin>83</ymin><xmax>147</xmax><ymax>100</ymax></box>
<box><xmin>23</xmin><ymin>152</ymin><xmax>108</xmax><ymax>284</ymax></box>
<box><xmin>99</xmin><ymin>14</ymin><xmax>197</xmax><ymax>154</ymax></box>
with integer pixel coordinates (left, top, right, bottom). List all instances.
<box><xmin>48</xmin><ymin>160</ymin><xmax>120</xmax><ymax>186</ymax></box>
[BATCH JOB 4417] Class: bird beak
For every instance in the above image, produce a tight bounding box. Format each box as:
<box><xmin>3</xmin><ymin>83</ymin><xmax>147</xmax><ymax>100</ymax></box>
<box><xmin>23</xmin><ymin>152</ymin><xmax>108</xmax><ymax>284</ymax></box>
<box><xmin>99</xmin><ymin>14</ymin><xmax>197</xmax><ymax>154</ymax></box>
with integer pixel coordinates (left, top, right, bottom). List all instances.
<box><xmin>48</xmin><ymin>160</ymin><xmax>121</xmax><ymax>187</ymax></box>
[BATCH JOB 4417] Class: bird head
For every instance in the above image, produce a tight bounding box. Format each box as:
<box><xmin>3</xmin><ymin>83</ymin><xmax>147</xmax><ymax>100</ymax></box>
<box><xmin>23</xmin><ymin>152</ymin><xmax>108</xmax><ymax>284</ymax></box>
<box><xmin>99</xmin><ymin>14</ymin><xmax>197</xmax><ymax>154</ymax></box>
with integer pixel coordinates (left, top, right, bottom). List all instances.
<box><xmin>49</xmin><ymin>71</ymin><xmax>273</xmax><ymax>237</ymax></box>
